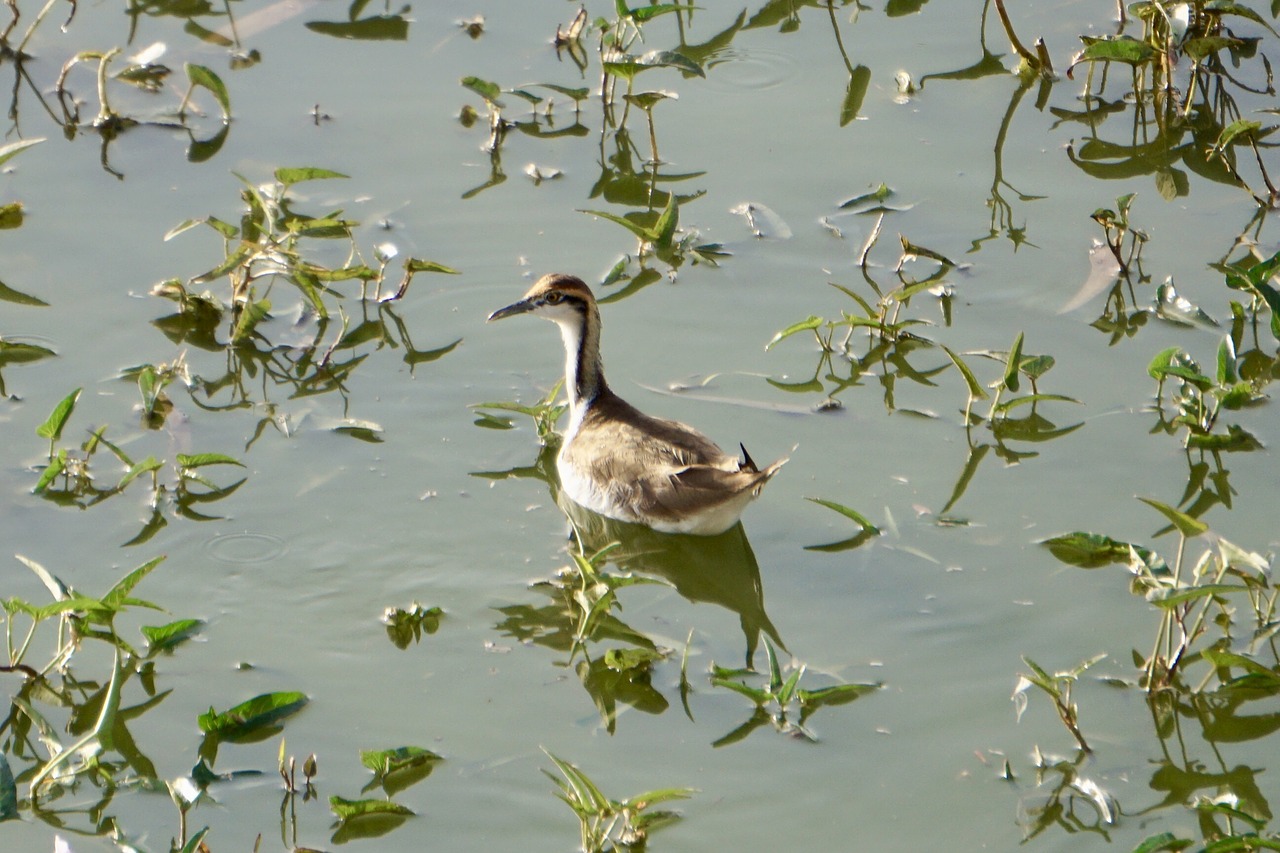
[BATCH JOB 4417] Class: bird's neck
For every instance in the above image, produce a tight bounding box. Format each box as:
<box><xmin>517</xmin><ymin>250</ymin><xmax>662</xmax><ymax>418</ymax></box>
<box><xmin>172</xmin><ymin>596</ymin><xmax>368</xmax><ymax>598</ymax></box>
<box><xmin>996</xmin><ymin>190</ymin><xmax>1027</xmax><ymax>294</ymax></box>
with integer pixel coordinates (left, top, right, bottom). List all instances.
<box><xmin>556</xmin><ymin>307</ymin><xmax>607</xmax><ymax>420</ymax></box>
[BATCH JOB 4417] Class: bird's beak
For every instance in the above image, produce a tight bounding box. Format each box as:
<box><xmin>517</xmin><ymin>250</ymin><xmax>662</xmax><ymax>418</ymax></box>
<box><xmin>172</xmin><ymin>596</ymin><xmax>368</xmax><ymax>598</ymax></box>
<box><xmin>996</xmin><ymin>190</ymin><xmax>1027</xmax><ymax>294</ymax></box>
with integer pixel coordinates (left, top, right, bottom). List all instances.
<box><xmin>487</xmin><ymin>298</ymin><xmax>534</xmax><ymax>322</ymax></box>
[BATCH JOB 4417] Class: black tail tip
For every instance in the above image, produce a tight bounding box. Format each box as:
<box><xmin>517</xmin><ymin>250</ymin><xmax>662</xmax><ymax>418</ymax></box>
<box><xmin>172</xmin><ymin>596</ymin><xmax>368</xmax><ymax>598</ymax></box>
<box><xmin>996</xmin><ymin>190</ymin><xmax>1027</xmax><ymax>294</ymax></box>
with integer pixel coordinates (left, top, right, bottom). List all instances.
<box><xmin>739</xmin><ymin>442</ymin><xmax>758</xmax><ymax>472</ymax></box>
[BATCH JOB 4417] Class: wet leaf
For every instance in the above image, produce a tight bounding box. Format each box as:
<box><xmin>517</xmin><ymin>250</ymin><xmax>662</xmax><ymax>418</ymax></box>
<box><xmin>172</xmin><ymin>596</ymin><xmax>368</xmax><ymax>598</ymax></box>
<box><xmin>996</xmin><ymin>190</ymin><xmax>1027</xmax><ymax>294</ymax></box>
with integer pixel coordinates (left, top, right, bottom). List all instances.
<box><xmin>1041</xmin><ymin>532</ymin><xmax>1165</xmax><ymax>571</ymax></box>
<box><xmin>274</xmin><ymin>166</ymin><xmax>348</xmax><ymax>185</ymax></box>
<box><xmin>1075</xmin><ymin>35</ymin><xmax>1156</xmax><ymax>67</ymax></box>
<box><xmin>142</xmin><ymin>618</ymin><xmax>205</xmax><ymax>652</ymax></box>
<box><xmin>330</xmin><ymin>796</ymin><xmax>414</xmax><ymax>819</ymax></box>
<box><xmin>198</xmin><ymin>691</ymin><xmax>309</xmax><ymax>737</ymax></box>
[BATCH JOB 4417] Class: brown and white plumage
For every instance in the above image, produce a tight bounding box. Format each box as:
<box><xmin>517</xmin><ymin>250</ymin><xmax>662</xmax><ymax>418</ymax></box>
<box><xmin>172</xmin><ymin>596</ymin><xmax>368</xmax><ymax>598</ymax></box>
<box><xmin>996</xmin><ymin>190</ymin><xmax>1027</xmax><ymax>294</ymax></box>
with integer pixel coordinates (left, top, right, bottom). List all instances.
<box><xmin>488</xmin><ymin>273</ymin><xmax>786</xmax><ymax>536</ymax></box>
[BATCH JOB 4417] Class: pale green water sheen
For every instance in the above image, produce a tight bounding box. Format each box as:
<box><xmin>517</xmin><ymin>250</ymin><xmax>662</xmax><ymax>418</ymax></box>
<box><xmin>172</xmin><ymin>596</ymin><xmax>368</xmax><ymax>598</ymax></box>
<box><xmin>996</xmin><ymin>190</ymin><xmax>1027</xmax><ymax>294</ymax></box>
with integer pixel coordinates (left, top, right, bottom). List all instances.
<box><xmin>2</xmin><ymin>1</ymin><xmax>1280</xmax><ymax>851</ymax></box>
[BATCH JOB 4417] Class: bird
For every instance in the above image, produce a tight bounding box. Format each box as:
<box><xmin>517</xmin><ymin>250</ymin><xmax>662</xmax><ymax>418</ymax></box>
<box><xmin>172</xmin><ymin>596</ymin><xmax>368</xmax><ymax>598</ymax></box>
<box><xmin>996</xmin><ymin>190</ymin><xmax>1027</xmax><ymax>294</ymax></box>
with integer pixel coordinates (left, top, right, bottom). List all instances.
<box><xmin>487</xmin><ymin>273</ymin><xmax>787</xmax><ymax>536</ymax></box>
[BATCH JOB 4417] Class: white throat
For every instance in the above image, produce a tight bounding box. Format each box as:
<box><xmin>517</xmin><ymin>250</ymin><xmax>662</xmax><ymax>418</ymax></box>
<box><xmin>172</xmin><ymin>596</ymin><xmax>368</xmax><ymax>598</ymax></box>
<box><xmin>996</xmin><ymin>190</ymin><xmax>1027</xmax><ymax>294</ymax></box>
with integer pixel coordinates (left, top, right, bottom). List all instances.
<box><xmin>555</xmin><ymin>315</ymin><xmax>589</xmax><ymax>440</ymax></box>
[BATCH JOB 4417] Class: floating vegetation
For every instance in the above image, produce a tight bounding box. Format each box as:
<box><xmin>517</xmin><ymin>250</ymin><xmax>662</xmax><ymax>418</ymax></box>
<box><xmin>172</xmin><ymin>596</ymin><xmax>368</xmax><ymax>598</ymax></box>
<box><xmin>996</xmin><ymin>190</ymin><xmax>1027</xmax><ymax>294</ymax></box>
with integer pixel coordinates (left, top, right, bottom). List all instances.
<box><xmin>709</xmin><ymin>640</ymin><xmax>879</xmax><ymax>745</ymax></box>
<box><xmin>3</xmin><ymin>1</ymin><xmax>1280</xmax><ymax>851</ymax></box>
<box><xmin>542</xmin><ymin>748</ymin><xmax>694</xmax><ymax>853</ymax></box>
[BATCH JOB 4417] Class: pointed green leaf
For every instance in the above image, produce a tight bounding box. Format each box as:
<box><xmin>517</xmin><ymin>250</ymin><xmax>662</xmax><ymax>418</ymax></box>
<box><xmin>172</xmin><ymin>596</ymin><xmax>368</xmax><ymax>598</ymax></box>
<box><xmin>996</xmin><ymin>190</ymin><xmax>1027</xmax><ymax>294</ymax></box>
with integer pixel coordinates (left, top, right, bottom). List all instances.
<box><xmin>1139</xmin><ymin>497</ymin><xmax>1208</xmax><ymax>537</ymax></box>
<box><xmin>185</xmin><ymin>63</ymin><xmax>230</xmax><ymax>118</ymax></box>
<box><xmin>0</xmin><ymin>137</ymin><xmax>44</xmax><ymax>169</ymax></box>
<box><xmin>176</xmin><ymin>453</ymin><xmax>244</xmax><ymax>468</ymax></box>
<box><xmin>765</xmin><ymin>316</ymin><xmax>824</xmax><ymax>350</ymax></box>
<box><xmin>36</xmin><ymin>388</ymin><xmax>81</xmax><ymax>441</ymax></box>
<box><xmin>941</xmin><ymin>345</ymin><xmax>988</xmax><ymax>400</ymax></box>
<box><xmin>1003</xmin><ymin>332</ymin><xmax>1024</xmax><ymax>392</ymax></box>
<box><xmin>274</xmin><ymin>166</ymin><xmax>348</xmax><ymax>186</ymax></box>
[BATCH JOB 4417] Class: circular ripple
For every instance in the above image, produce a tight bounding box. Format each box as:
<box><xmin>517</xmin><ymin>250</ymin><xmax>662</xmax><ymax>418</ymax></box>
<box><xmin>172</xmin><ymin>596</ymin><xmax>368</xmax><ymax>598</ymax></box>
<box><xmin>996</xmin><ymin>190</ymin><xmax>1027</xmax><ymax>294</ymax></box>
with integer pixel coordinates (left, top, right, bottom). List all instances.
<box><xmin>706</xmin><ymin>48</ymin><xmax>798</xmax><ymax>92</ymax></box>
<box><xmin>205</xmin><ymin>532</ymin><xmax>287</xmax><ymax>564</ymax></box>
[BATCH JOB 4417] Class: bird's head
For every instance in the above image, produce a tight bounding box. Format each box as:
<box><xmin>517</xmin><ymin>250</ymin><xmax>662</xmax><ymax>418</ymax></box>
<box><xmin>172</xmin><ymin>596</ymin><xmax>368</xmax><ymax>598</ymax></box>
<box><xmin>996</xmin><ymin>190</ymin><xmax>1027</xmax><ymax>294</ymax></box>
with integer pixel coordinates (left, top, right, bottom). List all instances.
<box><xmin>488</xmin><ymin>273</ymin><xmax>596</xmax><ymax>326</ymax></box>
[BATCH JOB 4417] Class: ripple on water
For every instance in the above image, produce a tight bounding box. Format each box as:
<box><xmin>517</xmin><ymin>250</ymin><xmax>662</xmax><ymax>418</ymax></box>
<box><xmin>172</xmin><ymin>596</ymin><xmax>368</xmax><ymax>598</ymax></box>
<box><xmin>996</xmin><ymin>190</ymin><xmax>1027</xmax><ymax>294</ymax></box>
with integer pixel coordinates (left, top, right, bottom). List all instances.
<box><xmin>204</xmin><ymin>532</ymin><xmax>287</xmax><ymax>564</ymax></box>
<box><xmin>705</xmin><ymin>48</ymin><xmax>798</xmax><ymax>93</ymax></box>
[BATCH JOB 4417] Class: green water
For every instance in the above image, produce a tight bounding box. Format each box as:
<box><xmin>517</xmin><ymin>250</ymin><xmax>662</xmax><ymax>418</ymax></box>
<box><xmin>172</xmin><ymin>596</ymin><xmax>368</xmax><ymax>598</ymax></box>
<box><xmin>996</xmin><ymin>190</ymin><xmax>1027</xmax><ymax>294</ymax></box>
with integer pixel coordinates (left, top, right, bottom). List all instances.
<box><xmin>2</xmin><ymin>1</ymin><xmax>1279</xmax><ymax>851</ymax></box>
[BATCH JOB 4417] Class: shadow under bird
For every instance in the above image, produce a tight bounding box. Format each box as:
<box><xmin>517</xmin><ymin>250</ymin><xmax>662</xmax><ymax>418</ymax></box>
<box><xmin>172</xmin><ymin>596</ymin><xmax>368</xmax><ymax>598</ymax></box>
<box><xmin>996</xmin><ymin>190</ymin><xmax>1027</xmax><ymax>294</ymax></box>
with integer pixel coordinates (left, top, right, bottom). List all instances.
<box><xmin>488</xmin><ymin>273</ymin><xmax>787</xmax><ymax>536</ymax></box>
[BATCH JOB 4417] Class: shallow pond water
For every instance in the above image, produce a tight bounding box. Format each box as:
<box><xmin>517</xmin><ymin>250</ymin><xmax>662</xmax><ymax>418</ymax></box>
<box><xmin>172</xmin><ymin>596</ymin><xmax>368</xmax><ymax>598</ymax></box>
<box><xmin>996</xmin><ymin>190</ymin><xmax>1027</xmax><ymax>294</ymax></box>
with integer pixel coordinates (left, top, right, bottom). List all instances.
<box><xmin>3</xmin><ymin>1</ymin><xmax>1280</xmax><ymax>851</ymax></box>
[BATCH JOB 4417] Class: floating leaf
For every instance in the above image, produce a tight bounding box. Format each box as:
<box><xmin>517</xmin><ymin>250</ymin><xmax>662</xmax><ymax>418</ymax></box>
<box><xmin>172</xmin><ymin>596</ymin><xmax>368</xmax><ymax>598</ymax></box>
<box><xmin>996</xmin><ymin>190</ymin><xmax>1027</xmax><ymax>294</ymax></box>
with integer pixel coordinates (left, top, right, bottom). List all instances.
<box><xmin>198</xmin><ymin>691</ymin><xmax>309</xmax><ymax>737</ymax></box>
<box><xmin>1074</xmin><ymin>35</ymin><xmax>1156</xmax><ymax>67</ymax></box>
<box><xmin>274</xmin><ymin>167</ymin><xmax>348</xmax><ymax>185</ymax></box>
<box><xmin>1040</xmin><ymin>532</ymin><xmax>1166</xmax><ymax>572</ymax></box>
<box><xmin>142</xmin><ymin>618</ymin><xmax>205</xmax><ymax>652</ymax></box>
<box><xmin>330</xmin><ymin>796</ymin><xmax>415</xmax><ymax>819</ymax></box>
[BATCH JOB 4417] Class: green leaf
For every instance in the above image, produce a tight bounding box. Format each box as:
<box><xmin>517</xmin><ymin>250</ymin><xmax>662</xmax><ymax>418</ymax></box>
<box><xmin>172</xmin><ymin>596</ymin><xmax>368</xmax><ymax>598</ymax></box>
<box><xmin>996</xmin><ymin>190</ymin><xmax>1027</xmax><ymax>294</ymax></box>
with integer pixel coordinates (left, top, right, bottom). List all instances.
<box><xmin>604</xmin><ymin>50</ymin><xmax>705</xmax><ymax>80</ymax></box>
<box><xmin>274</xmin><ymin>167</ymin><xmax>348</xmax><ymax>185</ymax></box>
<box><xmin>578</xmin><ymin>208</ymin><xmax>658</xmax><ymax>242</ymax></box>
<box><xmin>1148</xmin><ymin>583</ymin><xmax>1250</xmax><ymax>608</ymax></box>
<box><xmin>1130</xmin><ymin>832</ymin><xmax>1191</xmax><ymax>852</ymax></box>
<box><xmin>1075</xmin><ymin>35</ymin><xmax>1156</xmax><ymax>66</ymax></box>
<box><xmin>1139</xmin><ymin>497</ymin><xmax>1208</xmax><ymax>538</ymax></box>
<box><xmin>1147</xmin><ymin>346</ymin><xmax>1183</xmax><ymax>379</ymax></box>
<box><xmin>806</xmin><ymin>497</ymin><xmax>879</xmax><ymax>532</ymax></box>
<box><xmin>404</xmin><ymin>258</ymin><xmax>459</xmax><ymax>274</ymax></box>
<box><xmin>765</xmin><ymin>316</ymin><xmax>823</xmax><ymax>350</ymax></box>
<box><xmin>461</xmin><ymin>75</ymin><xmax>504</xmax><ymax>106</ymax></box>
<box><xmin>1003</xmin><ymin>332</ymin><xmax>1024</xmax><ymax>392</ymax></box>
<box><xmin>0</xmin><ymin>754</ymin><xmax>16</xmax><ymax>820</ymax></box>
<box><xmin>36</xmin><ymin>388</ymin><xmax>81</xmax><ymax>441</ymax></box>
<box><xmin>0</xmin><ymin>202</ymin><xmax>24</xmax><ymax>229</ymax></box>
<box><xmin>32</xmin><ymin>451</ymin><xmax>65</xmax><ymax>493</ymax></box>
<box><xmin>329</xmin><ymin>796</ymin><xmax>415</xmax><ymax>819</ymax></box>
<box><xmin>0</xmin><ymin>280</ymin><xmax>49</xmax><ymax>306</ymax></box>
<box><xmin>102</xmin><ymin>556</ymin><xmax>166</xmax><ymax>612</ymax></box>
<box><xmin>1018</xmin><ymin>354</ymin><xmax>1055</xmax><ymax>381</ymax></box>
<box><xmin>119</xmin><ymin>456</ymin><xmax>164</xmax><ymax>490</ymax></box>
<box><xmin>994</xmin><ymin>393</ymin><xmax>1080</xmax><ymax>414</ymax></box>
<box><xmin>652</xmin><ymin>195</ymin><xmax>678</xmax><ymax>249</ymax></box>
<box><xmin>142</xmin><ymin>618</ymin><xmax>205</xmax><ymax>652</ymax></box>
<box><xmin>176</xmin><ymin>453</ymin><xmax>245</xmax><ymax>468</ymax></box>
<box><xmin>1042</xmin><ymin>532</ymin><xmax>1153</xmax><ymax>569</ymax></box>
<box><xmin>941</xmin><ymin>345</ymin><xmax>988</xmax><ymax>400</ymax></box>
<box><xmin>0</xmin><ymin>137</ymin><xmax>44</xmax><ymax>169</ymax></box>
<box><xmin>198</xmin><ymin>691</ymin><xmax>309</xmax><ymax>736</ymax></box>
<box><xmin>360</xmin><ymin>746</ymin><xmax>443</xmax><ymax>774</ymax></box>
<box><xmin>177</xmin><ymin>828</ymin><xmax>210</xmax><ymax>853</ymax></box>
<box><xmin>185</xmin><ymin>63</ymin><xmax>230</xmax><ymax>119</ymax></box>
<box><xmin>1204</xmin><ymin>1</ymin><xmax>1280</xmax><ymax>36</ymax></box>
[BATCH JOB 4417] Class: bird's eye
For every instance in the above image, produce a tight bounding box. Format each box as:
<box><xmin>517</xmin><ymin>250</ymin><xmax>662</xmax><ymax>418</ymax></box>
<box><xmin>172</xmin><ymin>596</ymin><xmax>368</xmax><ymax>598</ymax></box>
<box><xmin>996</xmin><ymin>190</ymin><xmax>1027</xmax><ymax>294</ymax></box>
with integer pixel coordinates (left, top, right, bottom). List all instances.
<box><xmin>545</xmin><ymin>292</ymin><xmax>563</xmax><ymax>305</ymax></box>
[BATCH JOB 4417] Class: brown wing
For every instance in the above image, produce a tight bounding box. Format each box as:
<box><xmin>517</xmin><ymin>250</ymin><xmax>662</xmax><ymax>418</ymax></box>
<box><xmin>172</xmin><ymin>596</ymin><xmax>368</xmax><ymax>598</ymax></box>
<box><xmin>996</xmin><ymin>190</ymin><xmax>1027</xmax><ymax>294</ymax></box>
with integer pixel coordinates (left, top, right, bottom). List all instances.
<box><xmin>564</xmin><ymin>392</ymin><xmax>782</xmax><ymax>524</ymax></box>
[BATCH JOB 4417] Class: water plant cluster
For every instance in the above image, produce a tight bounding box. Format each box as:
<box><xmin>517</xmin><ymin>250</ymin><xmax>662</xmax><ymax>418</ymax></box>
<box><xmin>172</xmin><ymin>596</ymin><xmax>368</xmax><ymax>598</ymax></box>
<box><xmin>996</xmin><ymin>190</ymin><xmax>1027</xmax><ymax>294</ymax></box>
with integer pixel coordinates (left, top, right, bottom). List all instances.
<box><xmin>0</xmin><ymin>0</ymin><xmax>1279</xmax><ymax>851</ymax></box>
